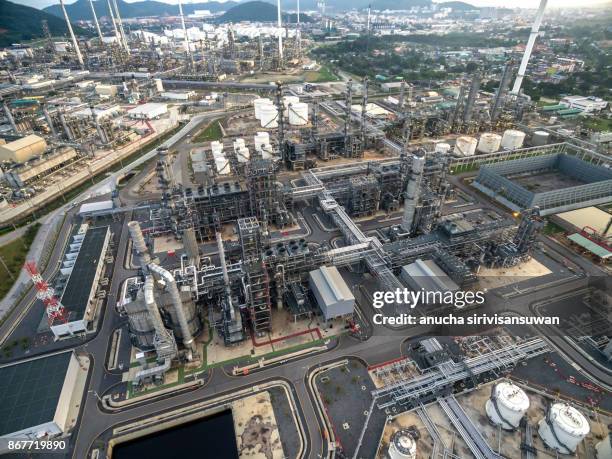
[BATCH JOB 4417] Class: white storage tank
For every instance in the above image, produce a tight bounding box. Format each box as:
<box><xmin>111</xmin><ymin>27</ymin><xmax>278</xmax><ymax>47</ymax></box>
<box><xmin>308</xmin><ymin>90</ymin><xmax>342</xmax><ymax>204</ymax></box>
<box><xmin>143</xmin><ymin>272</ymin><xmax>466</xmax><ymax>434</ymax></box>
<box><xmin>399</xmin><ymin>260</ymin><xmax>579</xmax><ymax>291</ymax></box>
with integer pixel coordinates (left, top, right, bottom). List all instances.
<box><xmin>288</xmin><ymin>102</ymin><xmax>309</xmax><ymax>126</ymax></box>
<box><xmin>434</xmin><ymin>142</ymin><xmax>451</xmax><ymax>154</ymax></box>
<box><xmin>259</xmin><ymin>104</ymin><xmax>278</xmax><ymax>128</ymax></box>
<box><xmin>253</xmin><ymin>98</ymin><xmax>272</xmax><ymax>120</ymax></box>
<box><xmin>233</xmin><ymin>138</ymin><xmax>245</xmax><ymax>150</ymax></box>
<box><xmin>532</xmin><ymin>130</ymin><xmax>550</xmax><ymax>146</ymax></box>
<box><xmin>477</xmin><ymin>133</ymin><xmax>502</xmax><ymax>154</ymax></box>
<box><xmin>538</xmin><ymin>403</ymin><xmax>590</xmax><ymax>454</ymax></box>
<box><xmin>215</xmin><ymin>157</ymin><xmax>231</xmax><ymax>175</ymax></box>
<box><xmin>254</xmin><ymin>132</ymin><xmax>270</xmax><ymax>151</ymax></box>
<box><xmin>501</xmin><ymin>129</ymin><xmax>526</xmax><ymax>150</ymax></box>
<box><xmin>455</xmin><ymin>136</ymin><xmax>477</xmax><ymax>156</ymax></box>
<box><xmin>387</xmin><ymin>429</ymin><xmax>417</xmax><ymax>459</ymax></box>
<box><xmin>485</xmin><ymin>381</ymin><xmax>530</xmax><ymax>430</ymax></box>
<box><xmin>283</xmin><ymin>95</ymin><xmax>300</xmax><ymax>109</ymax></box>
<box><xmin>237</xmin><ymin>147</ymin><xmax>250</xmax><ymax>163</ymax></box>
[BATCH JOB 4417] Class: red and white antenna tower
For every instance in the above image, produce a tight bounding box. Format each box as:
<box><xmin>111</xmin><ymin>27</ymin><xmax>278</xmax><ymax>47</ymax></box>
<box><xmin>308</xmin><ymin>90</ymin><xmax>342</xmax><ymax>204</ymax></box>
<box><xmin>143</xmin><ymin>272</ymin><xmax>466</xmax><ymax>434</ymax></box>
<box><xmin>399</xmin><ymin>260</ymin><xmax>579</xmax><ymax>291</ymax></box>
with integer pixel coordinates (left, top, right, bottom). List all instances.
<box><xmin>23</xmin><ymin>261</ymin><xmax>68</xmax><ymax>326</ymax></box>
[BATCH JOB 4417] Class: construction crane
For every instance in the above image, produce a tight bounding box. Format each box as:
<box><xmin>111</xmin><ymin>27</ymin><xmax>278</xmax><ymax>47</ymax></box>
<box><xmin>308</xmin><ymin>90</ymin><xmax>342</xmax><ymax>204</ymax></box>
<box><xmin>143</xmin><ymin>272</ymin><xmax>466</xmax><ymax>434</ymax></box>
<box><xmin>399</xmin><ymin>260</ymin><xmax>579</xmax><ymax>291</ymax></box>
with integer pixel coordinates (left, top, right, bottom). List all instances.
<box><xmin>23</xmin><ymin>261</ymin><xmax>69</xmax><ymax>327</ymax></box>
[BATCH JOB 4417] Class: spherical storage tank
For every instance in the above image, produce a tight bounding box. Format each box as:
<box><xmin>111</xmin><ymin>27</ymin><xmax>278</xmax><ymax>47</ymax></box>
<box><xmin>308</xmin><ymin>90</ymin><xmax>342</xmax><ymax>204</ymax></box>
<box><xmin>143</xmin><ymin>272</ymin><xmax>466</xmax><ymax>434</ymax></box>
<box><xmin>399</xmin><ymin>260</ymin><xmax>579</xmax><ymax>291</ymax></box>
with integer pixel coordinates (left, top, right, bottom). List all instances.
<box><xmin>288</xmin><ymin>102</ymin><xmax>309</xmax><ymax>126</ymax></box>
<box><xmin>501</xmin><ymin>129</ymin><xmax>526</xmax><ymax>150</ymax></box>
<box><xmin>477</xmin><ymin>133</ymin><xmax>502</xmax><ymax>154</ymax></box>
<box><xmin>387</xmin><ymin>429</ymin><xmax>417</xmax><ymax>459</ymax></box>
<box><xmin>485</xmin><ymin>381</ymin><xmax>530</xmax><ymax>430</ymax></box>
<box><xmin>538</xmin><ymin>403</ymin><xmax>590</xmax><ymax>454</ymax></box>
<box><xmin>455</xmin><ymin>136</ymin><xmax>477</xmax><ymax>156</ymax></box>
<box><xmin>253</xmin><ymin>98</ymin><xmax>272</xmax><ymax>120</ymax></box>
<box><xmin>259</xmin><ymin>104</ymin><xmax>278</xmax><ymax>128</ymax></box>
<box><xmin>532</xmin><ymin>130</ymin><xmax>550</xmax><ymax>146</ymax></box>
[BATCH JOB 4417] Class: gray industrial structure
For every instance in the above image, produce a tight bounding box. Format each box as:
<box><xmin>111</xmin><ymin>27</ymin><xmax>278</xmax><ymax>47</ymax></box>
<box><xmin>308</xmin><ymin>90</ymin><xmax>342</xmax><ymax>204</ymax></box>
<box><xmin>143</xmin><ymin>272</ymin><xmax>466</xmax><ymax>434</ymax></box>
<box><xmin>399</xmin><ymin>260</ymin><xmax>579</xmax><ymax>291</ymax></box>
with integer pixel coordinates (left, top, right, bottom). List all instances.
<box><xmin>473</xmin><ymin>153</ymin><xmax>612</xmax><ymax>215</ymax></box>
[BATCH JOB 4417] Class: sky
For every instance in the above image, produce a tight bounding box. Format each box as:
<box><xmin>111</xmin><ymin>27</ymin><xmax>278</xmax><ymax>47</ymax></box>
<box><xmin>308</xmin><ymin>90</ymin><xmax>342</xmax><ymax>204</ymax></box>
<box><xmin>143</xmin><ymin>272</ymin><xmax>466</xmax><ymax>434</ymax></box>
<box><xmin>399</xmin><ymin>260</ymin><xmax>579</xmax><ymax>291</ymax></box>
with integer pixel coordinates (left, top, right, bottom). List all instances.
<box><xmin>13</xmin><ymin>0</ymin><xmax>612</xmax><ymax>10</ymax></box>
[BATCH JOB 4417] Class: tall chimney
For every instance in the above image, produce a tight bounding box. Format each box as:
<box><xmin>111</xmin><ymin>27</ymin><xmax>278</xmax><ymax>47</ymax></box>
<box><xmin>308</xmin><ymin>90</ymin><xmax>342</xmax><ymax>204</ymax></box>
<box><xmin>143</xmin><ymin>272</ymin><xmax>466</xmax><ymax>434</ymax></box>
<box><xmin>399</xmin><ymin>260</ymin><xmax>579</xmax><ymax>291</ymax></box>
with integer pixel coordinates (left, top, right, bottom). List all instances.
<box><xmin>277</xmin><ymin>0</ymin><xmax>283</xmax><ymax>66</ymax></box>
<box><xmin>177</xmin><ymin>0</ymin><xmax>194</xmax><ymax>68</ymax></box>
<box><xmin>89</xmin><ymin>0</ymin><xmax>104</xmax><ymax>44</ymax></box>
<box><xmin>512</xmin><ymin>0</ymin><xmax>547</xmax><ymax>94</ymax></box>
<box><xmin>59</xmin><ymin>0</ymin><xmax>84</xmax><ymax>69</ymax></box>
<box><xmin>112</xmin><ymin>0</ymin><xmax>130</xmax><ymax>54</ymax></box>
<box><xmin>106</xmin><ymin>0</ymin><xmax>122</xmax><ymax>46</ymax></box>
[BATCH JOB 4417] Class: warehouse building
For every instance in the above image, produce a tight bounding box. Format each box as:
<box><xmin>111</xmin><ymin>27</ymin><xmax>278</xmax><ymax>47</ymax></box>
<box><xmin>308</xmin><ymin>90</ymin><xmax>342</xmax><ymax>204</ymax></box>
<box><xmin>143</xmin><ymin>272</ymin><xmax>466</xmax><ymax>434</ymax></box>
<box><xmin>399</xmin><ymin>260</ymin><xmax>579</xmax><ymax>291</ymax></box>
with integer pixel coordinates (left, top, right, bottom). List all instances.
<box><xmin>128</xmin><ymin>103</ymin><xmax>168</xmax><ymax>120</ymax></box>
<box><xmin>0</xmin><ymin>134</ymin><xmax>47</xmax><ymax>163</ymax></box>
<box><xmin>551</xmin><ymin>207</ymin><xmax>612</xmax><ymax>236</ymax></box>
<box><xmin>0</xmin><ymin>351</ymin><xmax>88</xmax><ymax>444</ymax></box>
<box><xmin>53</xmin><ymin>226</ymin><xmax>111</xmax><ymax>338</ymax></box>
<box><xmin>309</xmin><ymin>266</ymin><xmax>355</xmax><ymax>321</ymax></box>
<box><xmin>400</xmin><ymin>258</ymin><xmax>459</xmax><ymax>293</ymax></box>
<box><xmin>4</xmin><ymin>147</ymin><xmax>77</xmax><ymax>188</ymax></box>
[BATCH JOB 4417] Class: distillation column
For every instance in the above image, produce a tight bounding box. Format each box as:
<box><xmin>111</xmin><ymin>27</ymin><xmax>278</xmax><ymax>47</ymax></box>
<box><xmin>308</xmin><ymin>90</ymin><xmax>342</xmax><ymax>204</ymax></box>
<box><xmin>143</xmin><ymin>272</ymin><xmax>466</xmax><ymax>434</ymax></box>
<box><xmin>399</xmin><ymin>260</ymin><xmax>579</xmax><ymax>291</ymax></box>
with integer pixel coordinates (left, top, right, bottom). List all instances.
<box><xmin>401</xmin><ymin>153</ymin><xmax>425</xmax><ymax>234</ymax></box>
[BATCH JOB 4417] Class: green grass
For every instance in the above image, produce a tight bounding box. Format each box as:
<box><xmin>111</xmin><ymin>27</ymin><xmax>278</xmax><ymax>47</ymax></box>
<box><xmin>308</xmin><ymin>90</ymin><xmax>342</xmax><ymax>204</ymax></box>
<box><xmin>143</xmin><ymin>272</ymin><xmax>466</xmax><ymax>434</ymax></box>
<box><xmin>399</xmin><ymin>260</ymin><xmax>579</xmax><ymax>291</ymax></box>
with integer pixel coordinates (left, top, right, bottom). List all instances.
<box><xmin>193</xmin><ymin>119</ymin><xmax>223</xmax><ymax>143</ymax></box>
<box><xmin>304</xmin><ymin>65</ymin><xmax>339</xmax><ymax>83</ymax></box>
<box><xmin>582</xmin><ymin>116</ymin><xmax>612</xmax><ymax>132</ymax></box>
<box><xmin>0</xmin><ymin>223</ymin><xmax>41</xmax><ymax>301</ymax></box>
<box><xmin>542</xmin><ymin>221</ymin><xmax>565</xmax><ymax>235</ymax></box>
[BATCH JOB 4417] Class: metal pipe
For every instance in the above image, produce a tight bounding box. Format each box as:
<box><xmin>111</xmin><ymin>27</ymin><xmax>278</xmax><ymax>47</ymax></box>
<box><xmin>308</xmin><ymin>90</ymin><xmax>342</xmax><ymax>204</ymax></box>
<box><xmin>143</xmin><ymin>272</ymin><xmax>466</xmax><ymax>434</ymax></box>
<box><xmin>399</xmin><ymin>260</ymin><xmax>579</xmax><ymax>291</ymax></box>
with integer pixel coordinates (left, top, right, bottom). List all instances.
<box><xmin>512</xmin><ymin>0</ymin><xmax>547</xmax><ymax>94</ymax></box>
<box><xmin>59</xmin><ymin>0</ymin><xmax>84</xmax><ymax>69</ymax></box>
<box><xmin>148</xmin><ymin>263</ymin><xmax>196</xmax><ymax>357</ymax></box>
<box><xmin>143</xmin><ymin>275</ymin><xmax>169</xmax><ymax>338</ymax></box>
<box><xmin>89</xmin><ymin>0</ymin><xmax>104</xmax><ymax>44</ymax></box>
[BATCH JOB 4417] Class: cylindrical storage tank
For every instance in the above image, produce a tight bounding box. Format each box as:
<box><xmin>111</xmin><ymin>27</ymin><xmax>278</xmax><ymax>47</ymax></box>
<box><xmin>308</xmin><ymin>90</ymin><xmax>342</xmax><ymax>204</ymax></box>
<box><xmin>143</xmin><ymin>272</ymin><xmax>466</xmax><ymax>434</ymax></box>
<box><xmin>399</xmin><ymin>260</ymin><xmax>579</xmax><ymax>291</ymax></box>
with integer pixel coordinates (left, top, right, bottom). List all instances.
<box><xmin>288</xmin><ymin>102</ymin><xmax>309</xmax><ymax>126</ymax></box>
<box><xmin>254</xmin><ymin>132</ymin><xmax>270</xmax><ymax>152</ymax></box>
<box><xmin>501</xmin><ymin>129</ymin><xmax>526</xmax><ymax>150</ymax></box>
<box><xmin>215</xmin><ymin>157</ymin><xmax>231</xmax><ymax>175</ymax></box>
<box><xmin>282</xmin><ymin>96</ymin><xmax>299</xmax><ymax>116</ymax></box>
<box><xmin>477</xmin><ymin>133</ymin><xmax>502</xmax><ymax>154</ymax></box>
<box><xmin>387</xmin><ymin>429</ymin><xmax>417</xmax><ymax>459</ymax></box>
<box><xmin>485</xmin><ymin>381</ymin><xmax>530</xmax><ymax>430</ymax></box>
<box><xmin>237</xmin><ymin>147</ymin><xmax>250</xmax><ymax>163</ymax></box>
<box><xmin>259</xmin><ymin>105</ymin><xmax>278</xmax><ymax>128</ymax></box>
<box><xmin>532</xmin><ymin>130</ymin><xmax>550</xmax><ymax>146</ymax></box>
<box><xmin>234</xmin><ymin>138</ymin><xmax>245</xmax><ymax>149</ymax></box>
<box><xmin>538</xmin><ymin>403</ymin><xmax>590</xmax><ymax>454</ymax></box>
<box><xmin>253</xmin><ymin>98</ymin><xmax>272</xmax><ymax>120</ymax></box>
<box><xmin>434</xmin><ymin>142</ymin><xmax>451</xmax><ymax>154</ymax></box>
<box><xmin>455</xmin><ymin>136</ymin><xmax>477</xmax><ymax>156</ymax></box>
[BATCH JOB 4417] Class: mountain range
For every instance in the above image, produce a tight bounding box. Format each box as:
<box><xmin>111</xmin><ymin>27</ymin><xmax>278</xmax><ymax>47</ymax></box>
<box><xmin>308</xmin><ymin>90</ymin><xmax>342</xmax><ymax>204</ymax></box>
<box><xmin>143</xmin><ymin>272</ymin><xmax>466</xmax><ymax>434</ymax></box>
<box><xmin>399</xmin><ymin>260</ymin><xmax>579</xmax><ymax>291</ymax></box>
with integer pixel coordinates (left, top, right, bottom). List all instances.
<box><xmin>0</xmin><ymin>0</ymin><xmax>88</xmax><ymax>47</ymax></box>
<box><xmin>217</xmin><ymin>1</ymin><xmax>314</xmax><ymax>23</ymax></box>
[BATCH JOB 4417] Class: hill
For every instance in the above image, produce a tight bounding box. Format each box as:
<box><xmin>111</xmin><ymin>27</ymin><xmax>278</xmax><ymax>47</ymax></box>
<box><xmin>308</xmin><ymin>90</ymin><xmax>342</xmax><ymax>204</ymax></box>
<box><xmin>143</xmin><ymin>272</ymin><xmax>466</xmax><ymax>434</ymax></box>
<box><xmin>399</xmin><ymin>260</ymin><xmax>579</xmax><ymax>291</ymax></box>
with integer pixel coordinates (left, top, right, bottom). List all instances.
<box><xmin>0</xmin><ymin>0</ymin><xmax>88</xmax><ymax>47</ymax></box>
<box><xmin>438</xmin><ymin>1</ymin><xmax>479</xmax><ymax>10</ymax></box>
<box><xmin>217</xmin><ymin>1</ymin><xmax>313</xmax><ymax>23</ymax></box>
<box><xmin>369</xmin><ymin>0</ymin><xmax>432</xmax><ymax>9</ymax></box>
<box><xmin>43</xmin><ymin>0</ymin><xmax>238</xmax><ymax>21</ymax></box>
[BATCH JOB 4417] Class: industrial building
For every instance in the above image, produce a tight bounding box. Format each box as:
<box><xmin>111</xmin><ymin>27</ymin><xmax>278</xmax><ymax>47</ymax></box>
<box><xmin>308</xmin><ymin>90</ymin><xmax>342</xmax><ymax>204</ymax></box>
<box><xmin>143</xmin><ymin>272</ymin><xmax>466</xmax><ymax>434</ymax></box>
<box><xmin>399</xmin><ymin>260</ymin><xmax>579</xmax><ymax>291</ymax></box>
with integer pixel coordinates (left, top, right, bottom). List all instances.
<box><xmin>0</xmin><ymin>134</ymin><xmax>47</xmax><ymax>163</ymax></box>
<box><xmin>53</xmin><ymin>226</ymin><xmax>111</xmax><ymax>337</ymax></box>
<box><xmin>0</xmin><ymin>351</ymin><xmax>87</xmax><ymax>442</ymax></box>
<box><xmin>309</xmin><ymin>266</ymin><xmax>355</xmax><ymax>321</ymax></box>
<box><xmin>400</xmin><ymin>259</ymin><xmax>459</xmax><ymax>294</ymax></box>
<box><xmin>127</xmin><ymin>103</ymin><xmax>168</xmax><ymax>120</ymax></box>
<box><xmin>4</xmin><ymin>146</ymin><xmax>77</xmax><ymax>188</ymax></box>
<box><xmin>473</xmin><ymin>153</ymin><xmax>612</xmax><ymax>215</ymax></box>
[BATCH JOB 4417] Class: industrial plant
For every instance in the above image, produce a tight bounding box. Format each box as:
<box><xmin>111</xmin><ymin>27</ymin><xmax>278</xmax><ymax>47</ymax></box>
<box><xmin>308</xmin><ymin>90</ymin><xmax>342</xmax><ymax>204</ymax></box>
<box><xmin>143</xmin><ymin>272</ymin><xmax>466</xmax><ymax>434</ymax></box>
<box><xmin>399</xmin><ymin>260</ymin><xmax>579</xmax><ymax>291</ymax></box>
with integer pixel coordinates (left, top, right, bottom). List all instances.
<box><xmin>0</xmin><ymin>0</ymin><xmax>609</xmax><ymax>457</ymax></box>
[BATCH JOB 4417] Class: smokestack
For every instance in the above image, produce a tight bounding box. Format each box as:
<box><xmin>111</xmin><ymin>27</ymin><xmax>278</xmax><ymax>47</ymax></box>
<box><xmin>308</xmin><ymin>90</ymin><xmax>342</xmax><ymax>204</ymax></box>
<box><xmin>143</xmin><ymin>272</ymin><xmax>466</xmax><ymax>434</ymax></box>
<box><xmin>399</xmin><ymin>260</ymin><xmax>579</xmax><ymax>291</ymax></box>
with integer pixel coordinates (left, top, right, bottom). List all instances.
<box><xmin>2</xmin><ymin>100</ymin><xmax>18</xmax><ymax>133</ymax></box>
<box><xmin>42</xmin><ymin>104</ymin><xmax>57</xmax><ymax>137</ymax></box>
<box><xmin>277</xmin><ymin>0</ymin><xmax>283</xmax><ymax>65</ymax></box>
<box><xmin>296</xmin><ymin>0</ymin><xmax>301</xmax><ymax>59</ymax></box>
<box><xmin>106</xmin><ymin>0</ymin><xmax>121</xmax><ymax>46</ymax></box>
<box><xmin>89</xmin><ymin>0</ymin><xmax>104</xmax><ymax>44</ymax></box>
<box><xmin>147</xmin><ymin>263</ymin><xmax>196</xmax><ymax>357</ymax></box>
<box><xmin>512</xmin><ymin>0</ymin><xmax>547</xmax><ymax>94</ymax></box>
<box><xmin>177</xmin><ymin>0</ymin><xmax>194</xmax><ymax>68</ymax></box>
<box><xmin>112</xmin><ymin>0</ymin><xmax>130</xmax><ymax>54</ymax></box>
<box><xmin>128</xmin><ymin>221</ymin><xmax>151</xmax><ymax>268</ymax></box>
<box><xmin>59</xmin><ymin>0</ymin><xmax>84</xmax><ymax>69</ymax></box>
